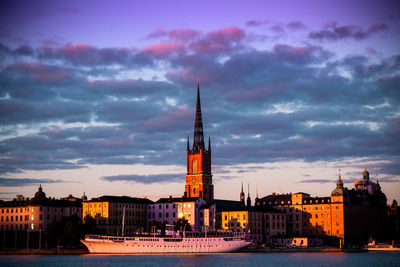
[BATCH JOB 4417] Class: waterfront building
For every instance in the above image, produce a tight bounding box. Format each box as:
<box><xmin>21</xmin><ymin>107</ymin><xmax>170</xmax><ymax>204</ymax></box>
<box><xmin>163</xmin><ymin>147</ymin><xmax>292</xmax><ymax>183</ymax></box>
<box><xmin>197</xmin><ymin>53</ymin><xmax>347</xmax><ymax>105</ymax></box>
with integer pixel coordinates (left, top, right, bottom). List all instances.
<box><xmin>82</xmin><ymin>196</ymin><xmax>153</xmax><ymax>235</ymax></box>
<box><xmin>272</xmin><ymin>237</ymin><xmax>323</xmax><ymax>248</ymax></box>
<box><xmin>260</xmin><ymin>169</ymin><xmax>388</xmax><ymax>245</ymax></box>
<box><xmin>0</xmin><ymin>185</ymin><xmax>82</xmax><ymax>233</ymax></box>
<box><xmin>184</xmin><ymin>81</ymin><xmax>213</xmax><ymax>204</ymax></box>
<box><xmin>147</xmin><ymin>197</ymin><xmax>215</xmax><ymax>231</ymax></box>
<box><xmin>221</xmin><ymin>206</ymin><xmax>286</xmax><ymax>243</ymax></box>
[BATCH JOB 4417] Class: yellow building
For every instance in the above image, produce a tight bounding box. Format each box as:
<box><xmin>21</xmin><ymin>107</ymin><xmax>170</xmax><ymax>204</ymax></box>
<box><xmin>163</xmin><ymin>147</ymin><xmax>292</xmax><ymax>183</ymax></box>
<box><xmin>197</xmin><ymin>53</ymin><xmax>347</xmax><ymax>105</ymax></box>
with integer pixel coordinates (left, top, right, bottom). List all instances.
<box><xmin>83</xmin><ymin>196</ymin><xmax>153</xmax><ymax>235</ymax></box>
<box><xmin>221</xmin><ymin>206</ymin><xmax>285</xmax><ymax>243</ymax></box>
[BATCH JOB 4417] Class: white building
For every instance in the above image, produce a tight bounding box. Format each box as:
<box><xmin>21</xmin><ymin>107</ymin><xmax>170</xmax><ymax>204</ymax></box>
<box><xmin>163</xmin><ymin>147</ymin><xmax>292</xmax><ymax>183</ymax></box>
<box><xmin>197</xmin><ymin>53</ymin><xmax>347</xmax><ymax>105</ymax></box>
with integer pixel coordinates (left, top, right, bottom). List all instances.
<box><xmin>147</xmin><ymin>197</ymin><xmax>215</xmax><ymax>231</ymax></box>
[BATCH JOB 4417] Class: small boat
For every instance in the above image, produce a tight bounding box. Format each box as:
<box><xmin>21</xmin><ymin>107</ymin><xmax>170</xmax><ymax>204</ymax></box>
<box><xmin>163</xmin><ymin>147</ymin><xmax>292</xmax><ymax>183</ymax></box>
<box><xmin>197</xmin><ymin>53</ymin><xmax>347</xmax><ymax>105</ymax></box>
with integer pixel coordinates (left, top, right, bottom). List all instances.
<box><xmin>364</xmin><ymin>240</ymin><xmax>400</xmax><ymax>252</ymax></box>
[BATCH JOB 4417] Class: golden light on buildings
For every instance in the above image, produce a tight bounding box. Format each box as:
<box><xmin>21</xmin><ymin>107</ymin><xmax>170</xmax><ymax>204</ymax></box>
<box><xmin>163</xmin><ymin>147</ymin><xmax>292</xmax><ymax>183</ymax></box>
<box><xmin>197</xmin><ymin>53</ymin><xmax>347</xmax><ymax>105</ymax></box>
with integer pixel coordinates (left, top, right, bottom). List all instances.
<box><xmin>178</xmin><ymin>212</ymin><xmax>183</xmax><ymax>218</ymax></box>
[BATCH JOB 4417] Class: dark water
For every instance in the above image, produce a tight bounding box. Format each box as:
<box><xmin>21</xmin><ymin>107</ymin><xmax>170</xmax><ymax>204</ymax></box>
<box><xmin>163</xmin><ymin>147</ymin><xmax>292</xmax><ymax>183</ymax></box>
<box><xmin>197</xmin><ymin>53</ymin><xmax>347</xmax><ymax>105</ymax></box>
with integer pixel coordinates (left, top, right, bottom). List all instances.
<box><xmin>1</xmin><ymin>252</ymin><xmax>400</xmax><ymax>267</ymax></box>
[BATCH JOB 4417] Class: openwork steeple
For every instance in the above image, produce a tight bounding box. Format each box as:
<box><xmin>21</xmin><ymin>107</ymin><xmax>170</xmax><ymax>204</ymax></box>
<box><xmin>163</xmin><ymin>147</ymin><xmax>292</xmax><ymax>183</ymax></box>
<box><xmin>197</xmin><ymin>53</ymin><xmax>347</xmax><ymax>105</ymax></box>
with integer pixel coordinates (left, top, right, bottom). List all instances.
<box><xmin>192</xmin><ymin>79</ymin><xmax>204</xmax><ymax>152</ymax></box>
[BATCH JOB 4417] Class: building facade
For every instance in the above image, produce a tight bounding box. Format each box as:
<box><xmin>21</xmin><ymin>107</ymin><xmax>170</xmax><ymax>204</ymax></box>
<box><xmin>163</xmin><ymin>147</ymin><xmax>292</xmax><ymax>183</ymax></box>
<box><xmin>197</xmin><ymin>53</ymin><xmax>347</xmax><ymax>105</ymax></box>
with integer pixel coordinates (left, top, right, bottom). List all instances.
<box><xmin>0</xmin><ymin>185</ymin><xmax>82</xmax><ymax>232</ymax></box>
<box><xmin>184</xmin><ymin>81</ymin><xmax>214</xmax><ymax>204</ymax></box>
<box><xmin>82</xmin><ymin>196</ymin><xmax>153</xmax><ymax>235</ymax></box>
<box><xmin>221</xmin><ymin>206</ymin><xmax>286</xmax><ymax>243</ymax></box>
<box><xmin>260</xmin><ymin>169</ymin><xmax>388</xmax><ymax>245</ymax></box>
<box><xmin>147</xmin><ymin>197</ymin><xmax>215</xmax><ymax>232</ymax></box>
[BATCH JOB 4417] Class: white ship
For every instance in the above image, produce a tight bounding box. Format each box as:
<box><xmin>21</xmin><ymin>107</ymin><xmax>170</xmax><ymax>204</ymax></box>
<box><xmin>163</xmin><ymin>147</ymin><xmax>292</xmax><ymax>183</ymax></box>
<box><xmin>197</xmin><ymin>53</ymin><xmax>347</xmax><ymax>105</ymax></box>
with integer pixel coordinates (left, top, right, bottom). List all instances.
<box><xmin>81</xmin><ymin>231</ymin><xmax>251</xmax><ymax>254</ymax></box>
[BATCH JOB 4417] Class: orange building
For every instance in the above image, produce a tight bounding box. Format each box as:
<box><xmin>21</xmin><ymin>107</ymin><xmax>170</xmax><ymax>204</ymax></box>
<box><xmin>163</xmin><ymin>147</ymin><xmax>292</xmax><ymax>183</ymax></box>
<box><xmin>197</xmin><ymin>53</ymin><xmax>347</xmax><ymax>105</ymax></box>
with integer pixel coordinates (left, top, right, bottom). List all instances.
<box><xmin>260</xmin><ymin>169</ymin><xmax>388</xmax><ymax>245</ymax></box>
<box><xmin>184</xmin><ymin>81</ymin><xmax>213</xmax><ymax>204</ymax></box>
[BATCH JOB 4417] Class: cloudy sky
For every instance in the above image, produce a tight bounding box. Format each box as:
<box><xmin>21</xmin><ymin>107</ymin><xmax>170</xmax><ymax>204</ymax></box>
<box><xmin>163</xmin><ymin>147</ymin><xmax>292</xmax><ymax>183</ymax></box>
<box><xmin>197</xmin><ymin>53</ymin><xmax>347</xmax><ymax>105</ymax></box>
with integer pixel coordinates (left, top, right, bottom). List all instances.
<box><xmin>0</xmin><ymin>0</ymin><xmax>399</xmax><ymax>203</ymax></box>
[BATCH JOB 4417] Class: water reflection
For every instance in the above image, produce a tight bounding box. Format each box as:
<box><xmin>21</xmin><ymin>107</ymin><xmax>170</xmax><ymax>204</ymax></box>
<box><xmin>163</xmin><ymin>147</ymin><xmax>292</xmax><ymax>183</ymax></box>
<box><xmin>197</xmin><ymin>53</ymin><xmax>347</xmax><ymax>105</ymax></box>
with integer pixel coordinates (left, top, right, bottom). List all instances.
<box><xmin>0</xmin><ymin>252</ymin><xmax>399</xmax><ymax>267</ymax></box>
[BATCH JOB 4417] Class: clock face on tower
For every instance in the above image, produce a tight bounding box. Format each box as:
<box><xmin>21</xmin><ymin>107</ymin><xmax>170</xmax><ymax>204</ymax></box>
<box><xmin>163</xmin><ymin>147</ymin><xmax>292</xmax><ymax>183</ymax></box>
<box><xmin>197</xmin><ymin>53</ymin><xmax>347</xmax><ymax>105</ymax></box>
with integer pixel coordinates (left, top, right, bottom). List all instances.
<box><xmin>192</xmin><ymin>177</ymin><xmax>197</xmax><ymax>184</ymax></box>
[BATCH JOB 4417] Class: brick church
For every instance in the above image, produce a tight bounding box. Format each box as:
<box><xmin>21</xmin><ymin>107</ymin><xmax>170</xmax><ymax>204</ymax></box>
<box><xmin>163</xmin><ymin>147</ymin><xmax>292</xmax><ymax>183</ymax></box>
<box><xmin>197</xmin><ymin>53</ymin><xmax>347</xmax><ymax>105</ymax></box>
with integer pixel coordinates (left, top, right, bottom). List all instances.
<box><xmin>184</xmin><ymin>80</ymin><xmax>214</xmax><ymax>204</ymax></box>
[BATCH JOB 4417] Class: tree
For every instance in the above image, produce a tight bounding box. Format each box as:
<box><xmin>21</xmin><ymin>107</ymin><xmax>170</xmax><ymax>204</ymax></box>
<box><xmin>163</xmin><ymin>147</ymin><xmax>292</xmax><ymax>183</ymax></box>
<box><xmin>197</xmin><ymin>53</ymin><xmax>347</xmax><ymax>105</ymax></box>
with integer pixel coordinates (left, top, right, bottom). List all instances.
<box><xmin>174</xmin><ymin>217</ymin><xmax>192</xmax><ymax>232</ymax></box>
<box><xmin>149</xmin><ymin>220</ymin><xmax>168</xmax><ymax>235</ymax></box>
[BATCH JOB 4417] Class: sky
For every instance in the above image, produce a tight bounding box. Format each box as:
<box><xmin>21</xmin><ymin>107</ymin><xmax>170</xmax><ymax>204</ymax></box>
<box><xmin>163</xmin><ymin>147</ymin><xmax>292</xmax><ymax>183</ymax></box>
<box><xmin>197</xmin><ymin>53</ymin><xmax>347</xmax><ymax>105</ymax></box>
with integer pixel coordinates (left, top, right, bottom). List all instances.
<box><xmin>0</xmin><ymin>0</ymin><xmax>399</xmax><ymax>203</ymax></box>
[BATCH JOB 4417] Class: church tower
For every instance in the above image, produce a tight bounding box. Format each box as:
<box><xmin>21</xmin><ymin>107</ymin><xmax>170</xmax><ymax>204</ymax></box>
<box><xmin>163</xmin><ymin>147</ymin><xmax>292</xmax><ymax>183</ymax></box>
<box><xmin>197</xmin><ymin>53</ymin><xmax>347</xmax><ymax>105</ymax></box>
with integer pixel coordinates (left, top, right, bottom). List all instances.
<box><xmin>240</xmin><ymin>179</ymin><xmax>245</xmax><ymax>206</ymax></box>
<box><xmin>185</xmin><ymin>80</ymin><xmax>213</xmax><ymax>204</ymax></box>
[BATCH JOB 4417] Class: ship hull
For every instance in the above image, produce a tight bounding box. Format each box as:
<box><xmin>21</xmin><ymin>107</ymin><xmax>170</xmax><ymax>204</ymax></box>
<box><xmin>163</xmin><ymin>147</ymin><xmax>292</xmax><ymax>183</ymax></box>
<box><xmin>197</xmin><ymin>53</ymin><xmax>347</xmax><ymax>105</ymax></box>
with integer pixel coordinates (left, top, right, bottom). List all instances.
<box><xmin>81</xmin><ymin>236</ymin><xmax>251</xmax><ymax>254</ymax></box>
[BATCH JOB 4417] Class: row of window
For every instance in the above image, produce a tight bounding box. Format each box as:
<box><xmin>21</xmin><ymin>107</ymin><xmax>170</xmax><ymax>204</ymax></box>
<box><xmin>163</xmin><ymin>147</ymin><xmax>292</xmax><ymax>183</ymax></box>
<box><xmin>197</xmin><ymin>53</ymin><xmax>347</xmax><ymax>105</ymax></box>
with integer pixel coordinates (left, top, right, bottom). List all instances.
<box><xmin>149</xmin><ymin>203</ymin><xmax>196</xmax><ymax>209</ymax></box>
<box><xmin>88</xmin><ymin>203</ymin><xmax>146</xmax><ymax>209</ymax></box>
<box><xmin>1</xmin><ymin>214</ymin><xmax>62</xmax><ymax>222</ymax></box>
<box><xmin>1</xmin><ymin>207</ymin><xmax>70</xmax><ymax>213</ymax></box>
<box><xmin>148</xmin><ymin>212</ymin><xmax>178</xmax><ymax>219</ymax></box>
<box><xmin>0</xmin><ymin>223</ymin><xmax>43</xmax><ymax>231</ymax></box>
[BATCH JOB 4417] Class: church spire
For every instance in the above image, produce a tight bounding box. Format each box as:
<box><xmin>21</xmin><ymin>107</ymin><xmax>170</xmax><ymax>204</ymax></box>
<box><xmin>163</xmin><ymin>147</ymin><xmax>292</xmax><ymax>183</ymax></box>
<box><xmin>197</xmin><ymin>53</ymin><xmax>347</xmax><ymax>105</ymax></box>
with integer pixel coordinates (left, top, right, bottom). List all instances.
<box><xmin>240</xmin><ymin>178</ymin><xmax>245</xmax><ymax>205</ymax></box>
<box><xmin>193</xmin><ymin>78</ymin><xmax>204</xmax><ymax>152</ymax></box>
<box><xmin>247</xmin><ymin>182</ymin><xmax>251</xmax><ymax>207</ymax></box>
<box><xmin>337</xmin><ymin>169</ymin><xmax>343</xmax><ymax>189</ymax></box>
<box><xmin>187</xmin><ymin>133</ymin><xmax>190</xmax><ymax>151</ymax></box>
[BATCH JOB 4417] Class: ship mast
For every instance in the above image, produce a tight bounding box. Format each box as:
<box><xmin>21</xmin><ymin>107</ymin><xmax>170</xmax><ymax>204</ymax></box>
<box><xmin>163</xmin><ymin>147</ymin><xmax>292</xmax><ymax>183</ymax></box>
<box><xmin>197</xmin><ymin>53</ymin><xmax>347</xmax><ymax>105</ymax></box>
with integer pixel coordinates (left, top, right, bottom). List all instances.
<box><xmin>122</xmin><ymin>205</ymin><xmax>126</xmax><ymax>237</ymax></box>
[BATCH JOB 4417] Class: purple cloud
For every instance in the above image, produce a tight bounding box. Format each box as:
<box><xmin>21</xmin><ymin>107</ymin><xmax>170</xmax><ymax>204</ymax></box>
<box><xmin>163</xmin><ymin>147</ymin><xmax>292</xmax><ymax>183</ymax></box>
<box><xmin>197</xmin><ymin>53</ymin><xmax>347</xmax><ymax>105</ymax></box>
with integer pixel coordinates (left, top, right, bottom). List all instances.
<box><xmin>148</xmin><ymin>27</ymin><xmax>200</xmax><ymax>43</ymax></box>
<box><xmin>188</xmin><ymin>27</ymin><xmax>245</xmax><ymax>53</ymax></box>
<box><xmin>142</xmin><ymin>43</ymin><xmax>184</xmax><ymax>58</ymax></box>
<box><xmin>101</xmin><ymin>173</ymin><xmax>185</xmax><ymax>184</ymax></box>
<box><xmin>0</xmin><ymin>177</ymin><xmax>65</xmax><ymax>187</ymax></box>
<box><xmin>287</xmin><ymin>21</ymin><xmax>307</xmax><ymax>31</ymax></box>
<box><xmin>4</xmin><ymin>61</ymin><xmax>71</xmax><ymax>83</ymax></box>
<box><xmin>309</xmin><ymin>22</ymin><xmax>389</xmax><ymax>41</ymax></box>
<box><xmin>246</xmin><ymin>20</ymin><xmax>269</xmax><ymax>27</ymax></box>
<box><xmin>38</xmin><ymin>43</ymin><xmax>135</xmax><ymax>65</ymax></box>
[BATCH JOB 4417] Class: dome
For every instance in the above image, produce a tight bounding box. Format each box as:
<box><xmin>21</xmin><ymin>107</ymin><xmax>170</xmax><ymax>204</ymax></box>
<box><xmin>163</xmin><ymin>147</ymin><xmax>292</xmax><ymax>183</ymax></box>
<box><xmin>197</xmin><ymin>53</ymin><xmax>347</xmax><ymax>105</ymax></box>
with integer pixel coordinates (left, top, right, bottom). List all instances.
<box><xmin>331</xmin><ymin>174</ymin><xmax>348</xmax><ymax>196</ymax></box>
<box><xmin>331</xmin><ymin>187</ymin><xmax>349</xmax><ymax>196</ymax></box>
<box><xmin>28</xmin><ymin>185</ymin><xmax>50</xmax><ymax>206</ymax></box>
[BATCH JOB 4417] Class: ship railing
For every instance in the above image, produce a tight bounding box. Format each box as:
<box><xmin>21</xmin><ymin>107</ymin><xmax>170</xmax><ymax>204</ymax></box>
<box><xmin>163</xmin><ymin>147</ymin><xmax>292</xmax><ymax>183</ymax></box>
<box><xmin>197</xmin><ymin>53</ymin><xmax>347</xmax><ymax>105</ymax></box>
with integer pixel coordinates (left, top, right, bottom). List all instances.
<box><xmin>85</xmin><ymin>234</ymin><xmax>136</xmax><ymax>242</ymax></box>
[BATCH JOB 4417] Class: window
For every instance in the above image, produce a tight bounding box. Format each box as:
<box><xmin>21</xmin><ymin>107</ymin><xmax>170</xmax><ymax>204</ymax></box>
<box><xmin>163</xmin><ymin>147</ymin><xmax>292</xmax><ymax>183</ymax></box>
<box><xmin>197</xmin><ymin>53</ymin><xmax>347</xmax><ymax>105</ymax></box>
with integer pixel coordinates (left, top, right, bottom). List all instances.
<box><xmin>192</xmin><ymin>160</ymin><xmax>198</xmax><ymax>174</ymax></box>
<box><xmin>166</xmin><ymin>213</ymin><xmax>169</xmax><ymax>218</ymax></box>
<box><xmin>31</xmin><ymin>223</ymin><xmax>34</xmax><ymax>230</ymax></box>
<box><xmin>31</xmin><ymin>215</ymin><xmax>34</xmax><ymax>221</ymax></box>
